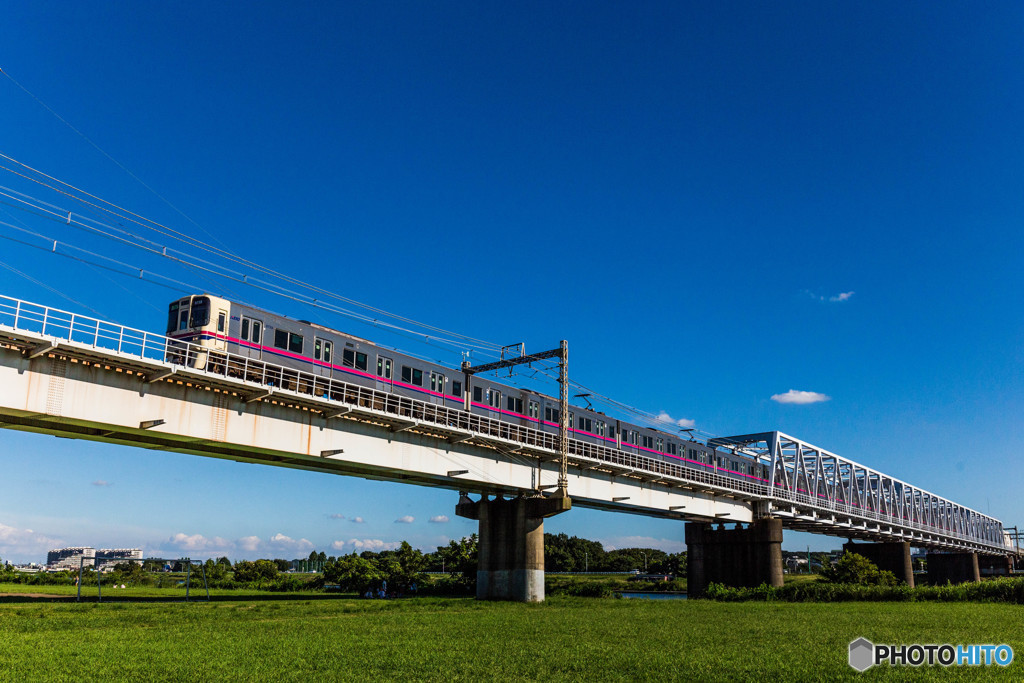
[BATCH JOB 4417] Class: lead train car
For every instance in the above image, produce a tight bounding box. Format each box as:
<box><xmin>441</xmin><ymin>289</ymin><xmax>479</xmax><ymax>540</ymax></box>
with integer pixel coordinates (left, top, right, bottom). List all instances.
<box><xmin>165</xmin><ymin>294</ymin><xmax>768</xmax><ymax>485</ymax></box>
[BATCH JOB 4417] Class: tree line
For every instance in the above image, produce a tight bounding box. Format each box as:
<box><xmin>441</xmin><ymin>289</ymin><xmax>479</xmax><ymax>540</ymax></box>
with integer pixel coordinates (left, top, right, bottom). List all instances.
<box><xmin>0</xmin><ymin>533</ymin><xmax>685</xmax><ymax>593</ymax></box>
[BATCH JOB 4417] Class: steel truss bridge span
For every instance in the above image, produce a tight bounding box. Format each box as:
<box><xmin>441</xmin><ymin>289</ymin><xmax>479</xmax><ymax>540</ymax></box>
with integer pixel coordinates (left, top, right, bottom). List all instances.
<box><xmin>0</xmin><ymin>294</ymin><xmax>1013</xmax><ymax>555</ymax></box>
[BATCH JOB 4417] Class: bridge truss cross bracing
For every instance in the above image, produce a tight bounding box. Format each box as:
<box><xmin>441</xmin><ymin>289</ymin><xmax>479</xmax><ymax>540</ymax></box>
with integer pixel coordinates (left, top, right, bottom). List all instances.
<box><xmin>709</xmin><ymin>433</ymin><xmax>1009</xmax><ymax>553</ymax></box>
<box><xmin>0</xmin><ymin>294</ymin><xmax>1013</xmax><ymax>555</ymax></box>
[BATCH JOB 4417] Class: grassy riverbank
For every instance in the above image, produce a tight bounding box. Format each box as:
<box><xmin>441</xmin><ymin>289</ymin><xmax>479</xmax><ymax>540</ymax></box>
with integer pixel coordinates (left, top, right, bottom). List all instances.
<box><xmin>0</xmin><ymin>594</ymin><xmax>1021</xmax><ymax>681</ymax></box>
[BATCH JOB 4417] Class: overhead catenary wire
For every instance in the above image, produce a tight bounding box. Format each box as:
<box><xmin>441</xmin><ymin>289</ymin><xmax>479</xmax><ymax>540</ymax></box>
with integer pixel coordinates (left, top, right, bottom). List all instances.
<box><xmin>1</xmin><ymin>181</ymin><xmax>719</xmax><ymax>443</ymax></box>
<box><xmin>0</xmin><ymin>220</ymin><xmax>497</xmax><ymax>371</ymax></box>
<box><xmin>0</xmin><ymin>190</ymin><xmax>504</xmax><ymax>355</ymax></box>
<box><xmin>0</xmin><ymin>69</ymin><xmax>710</xmax><ymax>443</ymax></box>
<box><xmin>0</xmin><ymin>153</ymin><xmax>505</xmax><ymax>351</ymax></box>
<box><xmin>0</xmin><ymin>258</ymin><xmax>112</xmax><ymax>320</ymax></box>
<box><xmin>0</xmin><ymin>169</ymin><xmax>507</xmax><ymax>354</ymax></box>
<box><xmin>0</xmin><ymin>67</ymin><xmax>235</xmax><ymax>254</ymax></box>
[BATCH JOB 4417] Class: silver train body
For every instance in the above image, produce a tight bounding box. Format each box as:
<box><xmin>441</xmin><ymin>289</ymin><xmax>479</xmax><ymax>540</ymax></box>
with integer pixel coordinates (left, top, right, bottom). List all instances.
<box><xmin>166</xmin><ymin>294</ymin><xmax>768</xmax><ymax>484</ymax></box>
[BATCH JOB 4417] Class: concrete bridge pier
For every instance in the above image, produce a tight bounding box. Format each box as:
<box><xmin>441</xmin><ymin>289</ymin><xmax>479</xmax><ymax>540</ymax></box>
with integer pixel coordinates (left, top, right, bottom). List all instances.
<box><xmin>685</xmin><ymin>518</ymin><xmax>784</xmax><ymax>597</ymax></box>
<box><xmin>455</xmin><ymin>492</ymin><xmax>571</xmax><ymax>602</ymax></box>
<box><xmin>926</xmin><ymin>552</ymin><xmax>980</xmax><ymax>585</ymax></box>
<box><xmin>843</xmin><ymin>541</ymin><xmax>914</xmax><ymax>587</ymax></box>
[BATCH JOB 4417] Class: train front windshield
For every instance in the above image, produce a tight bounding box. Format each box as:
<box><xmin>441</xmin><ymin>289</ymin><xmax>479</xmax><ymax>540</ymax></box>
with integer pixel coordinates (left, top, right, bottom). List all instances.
<box><xmin>167</xmin><ymin>300</ymin><xmax>186</xmax><ymax>333</ymax></box>
<box><xmin>166</xmin><ymin>296</ymin><xmax>211</xmax><ymax>333</ymax></box>
<box><xmin>189</xmin><ymin>297</ymin><xmax>210</xmax><ymax>328</ymax></box>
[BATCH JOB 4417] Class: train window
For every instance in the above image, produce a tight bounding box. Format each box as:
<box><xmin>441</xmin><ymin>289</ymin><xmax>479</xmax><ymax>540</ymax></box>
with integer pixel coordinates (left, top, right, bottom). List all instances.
<box><xmin>528</xmin><ymin>400</ymin><xmax>539</xmax><ymax>419</ymax></box>
<box><xmin>667</xmin><ymin>443</ymin><xmax>677</xmax><ymax>456</ymax></box>
<box><xmin>545</xmin><ymin>406</ymin><xmax>559</xmax><ymax>423</ymax></box>
<box><xmin>630</xmin><ymin>431</ymin><xmax>639</xmax><ymax>446</ymax></box>
<box><xmin>656</xmin><ymin>438</ymin><xmax>664</xmax><ymax>452</ymax></box>
<box><xmin>343</xmin><ymin>349</ymin><xmax>367</xmax><ymax>370</ymax></box>
<box><xmin>578</xmin><ymin>417</ymin><xmax>592</xmax><ymax>433</ymax></box>
<box><xmin>167</xmin><ymin>301</ymin><xmax>180</xmax><ymax>333</ymax></box>
<box><xmin>473</xmin><ymin>387</ymin><xmax>483</xmax><ymax>402</ymax></box>
<box><xmin>641</xmin><ymin>435</ymin><xmax>654</xmax><ymax>449</ymax></box>
<box><xmin>274</xmin><ymin>329</ymin><xmax>288</xmax><ymax>350</ymax></box>
<box><xmin>430</xmin><ymin>372</ymin><xmax>445</xmax><ymax>393</ymax></box>
<box><xmin>507</xmin><ymin>396</ymin><xmax>523</xmax><ymax>414</ymax></box>
<box><xmin>596</xmin><ymin>421</ymin><xmax>606</xmax><ymax>437</ymax></box>
<box><xmin>178</xmin><ymin>308</ymin><xmax>189</xmax><ymax>331</ymax></box>
<box><xmin>487</xmin><ymin>390</ymin><xmax>501</xmax><ymax>409</ymax></box>
<box><xmin>217</xmin><ymin>312</ymin><xmax>226</xmax><ymax>333</ymax></box>
<box><xmin>452</xmin><ymin>381</ymin><xmax>462</xmax><ymax>398</ymax></box>
<box><xmin>621</xmin><ymin>429</ymin><xmax>629</xmax><ymax>443</ymax></box>
<box><xmin>609</xmin><ymin>425</ymin><xmax>615</xmax><ymax>439</ymax></box>
<box><xmin>400</xmin><ymin>365</ymin><xmax>423</xmax><ymax>386</ymax></box>
<box><xmin>314</xmin><ymin>338</ymin><xmax>333</xmax><ymax>363</ymax></box>
<box><xmin>376</xmin><ymin>356</ymin><xmax>392</xmax><ymax>380</ymax></box>
<box><xmin>189</xmin><ymin>297</ymin><xmax>210</xmax><ymax>328</ymax></box>
<box><xmin>241</xmin><ymin>317</ymin><xmax>262</xmax><ymax>344</ymax></box>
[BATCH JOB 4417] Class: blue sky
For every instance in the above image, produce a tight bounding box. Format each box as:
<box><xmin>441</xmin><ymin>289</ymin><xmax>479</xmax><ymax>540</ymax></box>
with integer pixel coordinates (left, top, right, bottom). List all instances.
<box><xmin>0</xmin><ymin>2</ymin><xmax>1022</xmax><ymax>563</ymax></box>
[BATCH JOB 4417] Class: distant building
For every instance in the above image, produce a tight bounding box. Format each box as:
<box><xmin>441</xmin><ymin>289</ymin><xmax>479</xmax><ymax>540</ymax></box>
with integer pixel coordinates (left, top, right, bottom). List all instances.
<box><xmin>46</xmin><ymin>547</ymin><xmax>96</xmax><ymax>571</ymax></box>
<box><xmin>96</xmin><ymin>548</ymin><xmax>143</xmax><ymax>571</ymax></box>
<box><xmin>46</xmin><ymin>547</ymin><xmax>143</xmax><ymax>571</ymax></box>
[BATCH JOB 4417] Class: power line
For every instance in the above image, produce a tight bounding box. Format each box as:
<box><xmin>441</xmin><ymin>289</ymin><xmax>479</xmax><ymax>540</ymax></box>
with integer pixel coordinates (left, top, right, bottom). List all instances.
<box><xmin>0</xmin><ymin>188</ymin><xmax>504</xmax><ymax>355</ymax></box>
<box><xmin>0</xmin><ymin>68</ymin><xmax>234</xmax><ymax>254</ymax></box>
<box><xmin>0</xmin><ymin>171</ymin><xmax>507</xmax><ymax>354</ymax></box>
<box><xmin>1</xmin><ymin>70</ymin><xmax>503</xmax><ymax>352</ymax></box>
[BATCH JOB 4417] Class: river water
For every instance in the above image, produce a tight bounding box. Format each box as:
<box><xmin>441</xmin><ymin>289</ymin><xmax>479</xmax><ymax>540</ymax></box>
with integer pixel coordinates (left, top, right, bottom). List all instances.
<box><xmin>619</xmin><ymin>592</ymin><xmax>687</xmax><ymax>600</ymax></box>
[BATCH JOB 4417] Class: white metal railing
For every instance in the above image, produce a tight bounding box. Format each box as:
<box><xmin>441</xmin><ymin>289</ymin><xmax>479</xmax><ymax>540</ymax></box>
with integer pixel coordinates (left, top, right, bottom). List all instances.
<box><xmin>0</xmin><ymin>294</ymin><xmax>1009</xmax><ymax>552</ymax></box>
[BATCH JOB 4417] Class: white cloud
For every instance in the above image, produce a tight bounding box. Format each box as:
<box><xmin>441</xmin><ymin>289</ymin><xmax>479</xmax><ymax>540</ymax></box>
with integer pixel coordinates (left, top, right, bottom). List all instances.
<box><xmin>350</xmin><ymin>517</ymin><xmax>365</xmax><ymax>524</ymax></box>
<box><xmin>429</xmin><ymin>515</ymin><xmax>450</xmax><ymax>524</ymax></box>
<box><xmin>771</xmin><ymin>389</ymin><xmax>831</xmax><ymax>405</ymax></box>
<box><xmin>266</xmin><ymin>533</ymin><xmax>314</xmax><ymax>554</ymax></box>
<box><xmin>347</xmin><ymin>538</ymin><xmax>400</xmax><ymax>552</ymax></box>
<box><xmin>328</xmin><ymin>513</ymin><xmax>345</xmax><ymax>520</ymax></box>
<box><xmin>599</xmin><ymin>535</ymin><xmax>687</xmax><ymax>554</ymax></box>
<box><xmin>237</xmin><ymin>536</ymin><xmax>261</xmax><ymax>552</ymax></box>
<box><xmin>0</xmin><ymin>522</ymin><xmax>64</xmax><ymax>559</ymax></box>
<box><xmin>395</xmin><ymin>515</ymin><xmax>415</xmax><ymax>524</ymax></box>
<box><xmin>805</xmin><ymin>290</ymin><xmax>855</xmax><ymax>303</ymax></box>
<box><xmin>91</xmin><ymin>480</ymin><xmax>111</xmax><ymax>487</ymax></box>
<box><xmin>167</xmin><ymin>533</ymin><xmax>232</xmax><ymax>552</ymax></box>
<box><xmin>655</xmin><ymin>411</ymin><xmax>696</xmax><ymax>429</ymax></box>
<box><xmin>330</xmin><ymin>540</ymin><xmax>346</xmax><ymax>551</ymax></box>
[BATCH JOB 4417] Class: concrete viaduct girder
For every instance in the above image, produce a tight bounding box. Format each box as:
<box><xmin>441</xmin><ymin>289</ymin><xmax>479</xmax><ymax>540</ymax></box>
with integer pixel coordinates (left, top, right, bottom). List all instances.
<box><xmin>0</xmin><ymin>330</ymin><xmax>752</xmax><ymax>525</ymax></box>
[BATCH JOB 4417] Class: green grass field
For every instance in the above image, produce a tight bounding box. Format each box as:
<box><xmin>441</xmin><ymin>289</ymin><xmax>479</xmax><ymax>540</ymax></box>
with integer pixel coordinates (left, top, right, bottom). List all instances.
<box><xmin>0</xmin><ymin>588</ymin><xmax>1022</xmax><ymax>681</ymax></box>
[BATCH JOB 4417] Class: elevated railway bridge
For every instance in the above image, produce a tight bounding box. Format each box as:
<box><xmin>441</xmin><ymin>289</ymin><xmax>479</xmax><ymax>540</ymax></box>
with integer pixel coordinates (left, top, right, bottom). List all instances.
<box><xmin>0</xmin><ymin>295</ymin><xmax>1016</xmax><ymax>599</ymax></box>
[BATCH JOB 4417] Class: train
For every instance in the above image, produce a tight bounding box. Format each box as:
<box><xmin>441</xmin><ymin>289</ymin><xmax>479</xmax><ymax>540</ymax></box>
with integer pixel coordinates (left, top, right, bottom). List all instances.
<box><xmin>165</xmin><ymin>293</ymin><xmax>768</xmax><ymax>484</ymax></box>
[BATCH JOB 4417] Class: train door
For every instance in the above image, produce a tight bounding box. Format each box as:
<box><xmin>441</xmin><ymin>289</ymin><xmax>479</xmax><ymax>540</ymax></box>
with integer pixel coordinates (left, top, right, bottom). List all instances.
<box><xmin>375</xmin><ymin>354</ymin><xmax>393</xmax><ymax>392</ymax></box>
<box><xmin>429</xmin><ymin>371</ymin><xmax>446</xmax><ymax>405</ymax></box>
<box><xmin>313</xmin><ymin>338</ymin><xmax>333</xmax><ymax>377</ymax></box>
<box><xmin>210</xmin><ymin>308</ymin><xmax>228</xmax><ymax>351</ymax></box>
<box><xmin>239</xmin><ymin>316</ymin><xmax>263</xmax><ymax>359</ymax></box>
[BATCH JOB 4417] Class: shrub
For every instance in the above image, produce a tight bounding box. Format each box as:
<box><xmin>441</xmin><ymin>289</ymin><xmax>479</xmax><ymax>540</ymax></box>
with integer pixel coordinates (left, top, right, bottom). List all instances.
<box><xmin>233</xmin><ymin>559</ymin><xmax>280</xmax><ymax>584</ymax></box>
<box><xmin>819</xmin><ymin>552</ymin><xmax>900</xmax><ymax>586</ymax></box>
